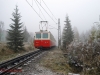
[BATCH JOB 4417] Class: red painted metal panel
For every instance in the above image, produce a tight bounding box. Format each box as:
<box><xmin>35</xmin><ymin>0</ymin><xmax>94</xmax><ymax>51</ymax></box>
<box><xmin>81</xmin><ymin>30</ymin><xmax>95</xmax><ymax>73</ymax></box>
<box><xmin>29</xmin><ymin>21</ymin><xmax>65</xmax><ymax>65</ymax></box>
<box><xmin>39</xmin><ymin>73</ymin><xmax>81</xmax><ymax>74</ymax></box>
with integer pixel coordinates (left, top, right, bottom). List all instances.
<box><xmin>42</xmin><ymin>40</ymin><xmax>50</xmax><ymax>47</ymax></box>
<box><xmin>34</xmin><ymin>40</ymin><xmax>41</xmax><ymax>48</ymax></box>
<box><xmin>50</xmin><ymin>40</ymin><xmax>56</xmax><ymax>46</ymax></box>
<box><xmin>34</xmin><ymin>40</ymin><xmax>51</xmax><ymax>48</ymax></box>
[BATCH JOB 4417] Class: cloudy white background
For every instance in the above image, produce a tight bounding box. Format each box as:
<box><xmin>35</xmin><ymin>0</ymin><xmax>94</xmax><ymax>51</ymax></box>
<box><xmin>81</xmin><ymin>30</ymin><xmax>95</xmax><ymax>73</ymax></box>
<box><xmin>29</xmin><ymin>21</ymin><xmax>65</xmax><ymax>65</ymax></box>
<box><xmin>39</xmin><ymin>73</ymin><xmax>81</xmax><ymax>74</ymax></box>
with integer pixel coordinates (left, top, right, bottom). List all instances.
<box><xmin>0</xmin><ymin>0</ymin><xmax>100</xmax><ymax>42</ymax></box>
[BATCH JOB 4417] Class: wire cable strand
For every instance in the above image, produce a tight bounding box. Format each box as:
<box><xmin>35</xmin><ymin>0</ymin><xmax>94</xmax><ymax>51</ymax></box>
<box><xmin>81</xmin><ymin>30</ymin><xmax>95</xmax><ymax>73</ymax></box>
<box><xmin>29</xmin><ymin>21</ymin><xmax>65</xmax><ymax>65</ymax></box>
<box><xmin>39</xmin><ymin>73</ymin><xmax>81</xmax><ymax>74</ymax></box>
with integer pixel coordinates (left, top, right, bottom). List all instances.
<box><xmin>42</xmin><ymin>0</ymin><xmax>57</xmax><ymax>20</ymax></box>
<box><xmin>49</xmin><ymin>25</ymin><xmax>58</xmax><ymax>30</ymax></box>
<box><xmin>34</xmin><ymin>0</ymin><xmax>46</xmax><ymax>20</ymax></box>
<box><xmin>26</xmin><ymin>0</ymin><xmax>44</xmax><ymax>20</ymax></box>
<box><xmin>35</xmin><ymin>0</ymin><xmax>57</xmax><ymax>24</ymax></box>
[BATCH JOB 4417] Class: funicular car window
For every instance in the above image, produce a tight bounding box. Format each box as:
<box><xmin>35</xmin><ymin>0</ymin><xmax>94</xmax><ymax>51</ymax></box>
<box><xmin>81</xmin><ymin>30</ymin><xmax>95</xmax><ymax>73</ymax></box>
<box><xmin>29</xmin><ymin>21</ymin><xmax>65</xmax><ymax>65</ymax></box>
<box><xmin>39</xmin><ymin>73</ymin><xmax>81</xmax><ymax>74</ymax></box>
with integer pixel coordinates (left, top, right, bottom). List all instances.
<box><xmin>36</xmin><ymin>33</ymin><xmax>41</xmax><ymax>38</ymax></box>
<box><xmin>43</xmin><ymin>33</ymin><xmax>48</xmax><ymax>38</ymax></box>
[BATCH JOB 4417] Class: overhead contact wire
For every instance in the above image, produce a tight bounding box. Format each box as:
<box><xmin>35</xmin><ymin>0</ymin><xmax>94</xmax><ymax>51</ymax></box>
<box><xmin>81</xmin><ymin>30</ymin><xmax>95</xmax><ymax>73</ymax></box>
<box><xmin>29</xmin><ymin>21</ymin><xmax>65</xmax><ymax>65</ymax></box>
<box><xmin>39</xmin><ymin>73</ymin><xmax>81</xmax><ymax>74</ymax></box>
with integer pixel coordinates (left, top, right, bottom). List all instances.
<box><xmin>42</xmin><ymin>0</ymin><xmax>57</xmax><ymax>20</ymax></box>
<box><xmin>34</xmin><ymin>0</ymin><xmax>46</xmax><ymax>21</ymax></box>
<box><xmin>49</xmin><ymin>25</ymin><xmax>58</xmax><ymax>30</ymax></box>
<box><xmin>26</xmin><ymin>0</ymin><xmax>44</xmax><ymax>20</ymax></box>
<box><xmin>35</xmin><ymin>0</ymin><xmax>57</xmax><ymax>24</ymax></box>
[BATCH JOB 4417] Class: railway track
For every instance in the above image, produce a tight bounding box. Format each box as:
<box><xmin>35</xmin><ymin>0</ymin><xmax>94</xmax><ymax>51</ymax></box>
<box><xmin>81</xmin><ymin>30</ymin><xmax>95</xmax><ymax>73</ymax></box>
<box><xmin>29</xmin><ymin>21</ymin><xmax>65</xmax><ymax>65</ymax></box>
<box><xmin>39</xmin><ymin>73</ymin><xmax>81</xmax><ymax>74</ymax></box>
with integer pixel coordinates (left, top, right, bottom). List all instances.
<box><xmin>0</xmin><ymin>49</ymin><xmax>44</xmax><ymax>75</ymax></box>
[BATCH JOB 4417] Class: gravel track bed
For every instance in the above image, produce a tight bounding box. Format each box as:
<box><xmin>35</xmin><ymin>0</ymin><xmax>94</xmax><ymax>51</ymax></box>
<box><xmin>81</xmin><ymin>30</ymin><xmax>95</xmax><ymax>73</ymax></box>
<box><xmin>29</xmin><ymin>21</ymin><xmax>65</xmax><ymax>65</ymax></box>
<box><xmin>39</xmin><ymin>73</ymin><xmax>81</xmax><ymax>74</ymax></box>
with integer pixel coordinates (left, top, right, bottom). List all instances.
<box><xmin>16</xmin><ymin>50</ymin><xmax>61</xmax><ymax>75</ymax></box>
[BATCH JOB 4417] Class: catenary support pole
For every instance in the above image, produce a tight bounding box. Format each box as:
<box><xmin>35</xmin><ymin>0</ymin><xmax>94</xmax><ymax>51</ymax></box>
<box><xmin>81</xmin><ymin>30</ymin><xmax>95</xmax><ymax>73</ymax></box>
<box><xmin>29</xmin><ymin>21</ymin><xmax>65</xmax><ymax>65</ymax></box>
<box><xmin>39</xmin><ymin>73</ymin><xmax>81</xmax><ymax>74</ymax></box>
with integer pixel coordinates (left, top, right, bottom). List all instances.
<box><xmin>58</xmin><ymin>19</ymin><xmax>61</xmax><ymax>48</ymax></box>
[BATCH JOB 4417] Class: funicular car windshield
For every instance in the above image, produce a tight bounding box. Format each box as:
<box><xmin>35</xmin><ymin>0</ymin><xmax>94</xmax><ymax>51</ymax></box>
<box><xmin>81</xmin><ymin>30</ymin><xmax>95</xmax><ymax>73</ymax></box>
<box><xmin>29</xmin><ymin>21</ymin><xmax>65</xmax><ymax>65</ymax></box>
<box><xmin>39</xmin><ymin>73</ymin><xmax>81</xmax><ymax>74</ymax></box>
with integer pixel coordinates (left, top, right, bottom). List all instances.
<box><xmin>36</xmin><ymin>33</ymin><xmax>41</xmax><ymax>38</ymax></box>
<box><xmin>43</xmin><ymin>33</ymin><xmax>48</xmax><ymax>38</ymax></box>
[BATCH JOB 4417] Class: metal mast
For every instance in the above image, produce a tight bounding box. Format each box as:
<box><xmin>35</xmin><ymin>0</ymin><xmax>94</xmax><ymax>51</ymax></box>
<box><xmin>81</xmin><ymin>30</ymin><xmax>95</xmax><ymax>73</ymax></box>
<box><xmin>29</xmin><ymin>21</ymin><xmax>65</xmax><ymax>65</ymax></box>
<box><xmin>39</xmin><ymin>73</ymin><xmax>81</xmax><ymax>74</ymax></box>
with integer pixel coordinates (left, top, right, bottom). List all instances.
<box><xmin>58</xmin><ymin>19</ymin><xmax>61</xmax><ymax>48</ymax></box>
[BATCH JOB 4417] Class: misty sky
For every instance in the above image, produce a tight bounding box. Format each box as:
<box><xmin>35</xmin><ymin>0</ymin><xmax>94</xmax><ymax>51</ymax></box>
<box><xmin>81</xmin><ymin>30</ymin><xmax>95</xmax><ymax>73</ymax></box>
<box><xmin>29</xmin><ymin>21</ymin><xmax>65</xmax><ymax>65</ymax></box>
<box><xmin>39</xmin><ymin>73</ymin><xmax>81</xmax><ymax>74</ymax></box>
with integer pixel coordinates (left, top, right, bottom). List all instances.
<box><xmin>0</xmin><ymin>0</ymin><xmax>100</xmax><ymax>41</ymax></box>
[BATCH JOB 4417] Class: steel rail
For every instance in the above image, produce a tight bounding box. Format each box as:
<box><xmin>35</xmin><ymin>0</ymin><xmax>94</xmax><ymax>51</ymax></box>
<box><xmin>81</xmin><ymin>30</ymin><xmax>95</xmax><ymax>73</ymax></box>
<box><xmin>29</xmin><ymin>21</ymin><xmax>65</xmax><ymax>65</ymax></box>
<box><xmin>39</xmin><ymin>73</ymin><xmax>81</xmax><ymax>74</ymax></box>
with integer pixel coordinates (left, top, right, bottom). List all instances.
<box><xmin>0</xmin><ymin>49</ymin><xmax>43</xmax><ymax>75</ymax></box>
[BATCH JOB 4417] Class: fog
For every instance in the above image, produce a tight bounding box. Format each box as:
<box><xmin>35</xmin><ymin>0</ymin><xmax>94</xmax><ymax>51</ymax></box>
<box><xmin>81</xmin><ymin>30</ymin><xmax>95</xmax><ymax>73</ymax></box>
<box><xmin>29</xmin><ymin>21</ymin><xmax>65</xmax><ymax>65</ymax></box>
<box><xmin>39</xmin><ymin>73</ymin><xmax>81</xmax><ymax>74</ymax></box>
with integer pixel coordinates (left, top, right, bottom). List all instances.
<box><xmin>0</xmin><ymin>0</ymin><xmax>100</xmax><ymax>42</ymax></box>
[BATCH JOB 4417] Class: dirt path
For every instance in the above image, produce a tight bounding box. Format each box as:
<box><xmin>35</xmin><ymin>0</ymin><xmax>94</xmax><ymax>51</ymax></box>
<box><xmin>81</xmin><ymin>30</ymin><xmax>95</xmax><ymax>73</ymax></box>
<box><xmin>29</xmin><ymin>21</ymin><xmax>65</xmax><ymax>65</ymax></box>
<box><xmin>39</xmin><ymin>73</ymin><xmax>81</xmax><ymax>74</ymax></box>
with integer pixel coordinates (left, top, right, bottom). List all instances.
<box><xmin>16</xmin><ymin>48</ymin><xmax>67</xmax><ymax>75</ymax></box>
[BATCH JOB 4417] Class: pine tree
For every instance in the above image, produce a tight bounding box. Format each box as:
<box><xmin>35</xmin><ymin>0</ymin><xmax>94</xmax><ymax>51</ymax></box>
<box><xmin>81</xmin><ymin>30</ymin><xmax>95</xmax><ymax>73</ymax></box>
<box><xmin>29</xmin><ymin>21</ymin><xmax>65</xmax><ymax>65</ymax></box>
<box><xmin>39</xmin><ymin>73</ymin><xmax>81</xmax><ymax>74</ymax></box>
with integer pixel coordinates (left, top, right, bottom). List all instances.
<box><xmin>7</xmin><ymin>5</ymin><xmax>24</xmax><ymax>52</ymax></box>
<box><xmin>23</xmin><ymin>26</ymin><xmax>30</xmax><ymax>42</ymax></box>
<box><xmin>73</xmin><ymin>26</ymin><xmax>79</xmax><ymax>42</ymax></box>
<box><xmin>62</xmin><ymin>16</ymin><xmax>74</xmax><ymax>49</ymax></box>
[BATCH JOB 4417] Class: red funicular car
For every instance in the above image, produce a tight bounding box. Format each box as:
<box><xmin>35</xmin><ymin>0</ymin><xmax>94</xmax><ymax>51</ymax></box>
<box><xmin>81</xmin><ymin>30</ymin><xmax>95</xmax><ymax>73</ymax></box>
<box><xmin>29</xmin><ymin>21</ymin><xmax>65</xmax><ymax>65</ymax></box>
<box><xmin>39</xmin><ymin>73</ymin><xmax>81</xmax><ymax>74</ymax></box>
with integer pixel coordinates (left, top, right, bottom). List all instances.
<box><xmin>34</xmin><ymin>30</ymin><xmax>56</xmax><ymax>49</ymax></box>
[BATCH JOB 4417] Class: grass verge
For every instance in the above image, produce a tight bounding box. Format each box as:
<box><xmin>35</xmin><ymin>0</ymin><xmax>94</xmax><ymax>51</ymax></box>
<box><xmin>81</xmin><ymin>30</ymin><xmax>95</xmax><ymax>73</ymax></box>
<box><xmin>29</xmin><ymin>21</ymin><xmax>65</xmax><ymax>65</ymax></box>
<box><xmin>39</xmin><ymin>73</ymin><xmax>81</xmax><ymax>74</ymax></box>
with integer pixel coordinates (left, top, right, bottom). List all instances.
<box><xmin>40</xmin><ymin>48</ymin><xmax>71</xmax><ymax>74</ymax></box>
<box><xmin>0</xmin><ymin>43</ymin><xmax>34</xmax><ymax>63</ymax></box>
